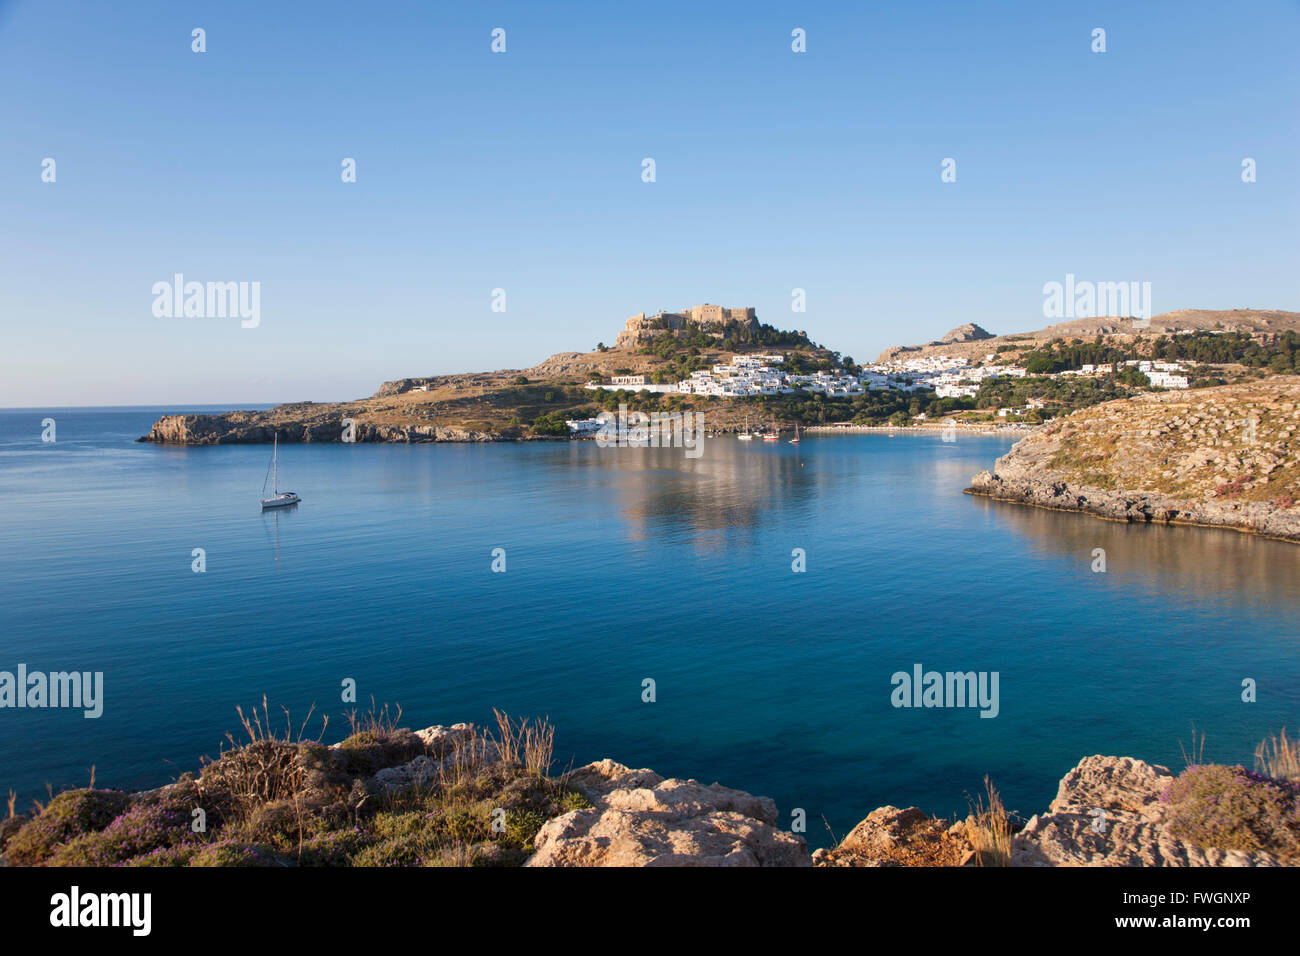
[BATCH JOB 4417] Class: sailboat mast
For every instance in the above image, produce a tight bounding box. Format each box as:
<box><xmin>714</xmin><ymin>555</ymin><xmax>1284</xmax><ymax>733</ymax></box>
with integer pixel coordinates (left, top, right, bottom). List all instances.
<box><xmin>272</xmin><ymin>433</ymin><xmax>278</xmax><ymax>494</ymax></box>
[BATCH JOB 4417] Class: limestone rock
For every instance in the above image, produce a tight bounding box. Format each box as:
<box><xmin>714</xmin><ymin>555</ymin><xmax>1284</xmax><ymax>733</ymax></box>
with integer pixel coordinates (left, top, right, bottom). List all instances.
<box><xmin>816</xmin><ymin>805</ymin><xmax>972</xmax><ymax>866</ymax></box>
<box><xmin>566</xmin><ymin>759</ymin><xmax>664</xmax><ymax>798</ymax></box>
<box><xmin>840</xmin><ymin>806</ymin><xmax>931</xmax><ymax>853</ymax></box>
<box><xmin>1010</xmin><ymin>756</ymin><xmax>1282</xmax><ymax>866</ymax></box>
<box><xmin>415</xmin><ymin>723</ymin><xmax>475</xmax><ymax>756</ymax></box>
<box><xmin>525</xmin><ymin>760</ymin><xmax>809</xmax><ymax>867</ymax></box>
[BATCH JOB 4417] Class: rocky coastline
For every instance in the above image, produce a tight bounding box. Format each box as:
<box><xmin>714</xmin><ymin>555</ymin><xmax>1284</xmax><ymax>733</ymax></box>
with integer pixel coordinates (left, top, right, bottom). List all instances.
<box><xmin>966</xmin><ymin>469</ymin><xmax>1300</xmax><ymax>543</ymax></box>
<box><xmin>966</xmin><ymin>378</ymin><xmax>1300</xmax><ymax>543</ymax></box>
<box><xmin>139</xmin><ymin>412</ymin><xmax>515</xmax><ymax>445</ymax></box>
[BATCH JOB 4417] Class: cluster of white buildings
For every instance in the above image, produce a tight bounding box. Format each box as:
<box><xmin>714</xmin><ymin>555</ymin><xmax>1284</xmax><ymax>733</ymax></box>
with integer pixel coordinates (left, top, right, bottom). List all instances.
<box><xmin>860</xmin><ymin>355</ymin><xmax>1027</xmax><ymax>399</ymax></box>
<box><xmin>587</xmin><ymin>354</ymin><xmax>865</xmax><ymax>399</ymax></box>
<box><xmin>1125</xmin><ymin>360</ymin><xmax>1189</xmax><ymax>388</ymax></box>
<box><xmin>864</xmin><ymin>352</ymin><xmax>1192</xmax><ymax>395</ymax></box>
<box><xmin>679</xmin><ymin>355</ymin><xmax>789</xmax><ymax>396</ymax></box>
<box><xmin>585</xmin><ymin>350</ymin><xmax>1192</xmax><ymax>406</ymax></box>
<box><xmin>1068</xmin><ymin>359</ymin><xmax>1190</xmax><ymax>388</ymax></box>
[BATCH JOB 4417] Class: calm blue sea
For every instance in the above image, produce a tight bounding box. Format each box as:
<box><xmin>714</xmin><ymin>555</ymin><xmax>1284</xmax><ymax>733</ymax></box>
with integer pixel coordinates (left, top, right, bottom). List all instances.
<box><xmin>1</xmin><ymin>407</ymin><xmax>1298</xmax><ymax>846</ymax></box>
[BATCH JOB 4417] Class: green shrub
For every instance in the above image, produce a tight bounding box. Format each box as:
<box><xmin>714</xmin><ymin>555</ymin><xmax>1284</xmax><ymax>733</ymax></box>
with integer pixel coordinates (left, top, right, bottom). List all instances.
<box><xmin>47</xmin><ymin>802</ymin><xmax>196</xmax><ymax>866</ymax></box>
<box><xmin>1163</xmin><ymin>764</ymin><xmax>1300</xmax><ymax>859</ymax></box>
<box><xmin>297</xmin><ymin>827</ymin><xmax>366</xmax><ymax>866</ymax></box>
<box><xmin>504</xmin><ymin>808</ymin><xmax>547</xmax><ymax>848</ymax></box>
<box><xmin>125</xmin><ymin>844</ymin><xmax>201</xmax><ymax>866</ymax></box>
<box><xmin>4</xmin><ymin>789</ymin><xmax>131</xmax><ymax>865</ymax></box>
<box><xmin>188</xmin><ymin>841</ymin><xmax>286</xmax><ymax>867</ymax></box>
<box><xmin>559</xmin><ymin>790</ymin><xmax>592</xmax><ymax>813</ymax></box>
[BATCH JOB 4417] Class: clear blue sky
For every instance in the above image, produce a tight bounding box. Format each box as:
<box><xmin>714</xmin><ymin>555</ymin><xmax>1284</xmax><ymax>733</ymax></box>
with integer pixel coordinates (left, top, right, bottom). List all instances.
<box><xmin>1</xmin><ymin>0</ymin><xmax>1297</xmax><ymax>406</ymax></box>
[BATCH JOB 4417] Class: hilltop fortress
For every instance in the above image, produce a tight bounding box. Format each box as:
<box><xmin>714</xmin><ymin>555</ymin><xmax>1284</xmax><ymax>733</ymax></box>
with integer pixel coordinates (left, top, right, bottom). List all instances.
<box><xmin>614</xmin><ymin>304</ymin><xmax>758</xmax><ymax>350</ymax></box>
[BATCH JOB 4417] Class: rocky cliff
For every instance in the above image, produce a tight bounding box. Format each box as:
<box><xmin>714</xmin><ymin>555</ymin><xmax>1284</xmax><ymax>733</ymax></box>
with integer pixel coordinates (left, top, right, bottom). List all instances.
<box><xmin>967</xmin><ymin>378</ymin><xmax>1300</xmax><ymax>542</ymax></box>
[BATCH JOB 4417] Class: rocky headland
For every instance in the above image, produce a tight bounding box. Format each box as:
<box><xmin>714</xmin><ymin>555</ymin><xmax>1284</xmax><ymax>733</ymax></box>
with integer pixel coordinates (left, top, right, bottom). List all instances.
<box><xmin>136</xmin><ymin>306</ymin><xmax>833</xmax><ymax>445</ymax></box>
<box><xmin>967</xmin><ymin>377</ymin><xmax>1300</xmax><ymax>542</ymax></box>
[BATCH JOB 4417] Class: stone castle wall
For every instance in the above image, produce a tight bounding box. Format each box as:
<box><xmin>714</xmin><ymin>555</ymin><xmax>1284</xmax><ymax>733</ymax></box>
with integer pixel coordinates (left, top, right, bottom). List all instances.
<box><xmin>615</xmin><ymin>304</ymin><xmax>758</xmax><ymax>349</ymax></box>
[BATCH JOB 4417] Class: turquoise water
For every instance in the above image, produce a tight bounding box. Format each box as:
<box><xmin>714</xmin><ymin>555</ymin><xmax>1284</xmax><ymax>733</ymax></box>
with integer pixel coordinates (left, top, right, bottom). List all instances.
<box><xmin>1</xmin><ymin>407</ymin><xmax>1297</xmax><ymax>846</ymax></box>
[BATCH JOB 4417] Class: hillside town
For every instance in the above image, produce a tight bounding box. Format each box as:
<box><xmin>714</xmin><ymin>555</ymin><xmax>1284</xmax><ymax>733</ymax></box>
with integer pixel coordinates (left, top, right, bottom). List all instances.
<box><xmin>592</xmin><ymin>355</ymin><xmax>867</xmax><ymax>398</ymax></box>
<box><xmin>585</xmin><ymin>351</ymin><xmax>1192</xmax><ymax>401</ymax></box>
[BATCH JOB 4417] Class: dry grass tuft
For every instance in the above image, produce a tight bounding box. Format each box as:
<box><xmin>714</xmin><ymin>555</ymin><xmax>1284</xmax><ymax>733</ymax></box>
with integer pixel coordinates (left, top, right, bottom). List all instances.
<box><xmin>199</xmin><ymin>697</ymin><xmax>329</xmax><ymax>817</ymax></box>
<box><xmin>1179</xmin><ymin>722</ymin><xmax>1207</xmax><ymax>768</ymax></box>
<box><xmin>345</xmin><ymin>698</ymin><xmax>402</xmax><ymax>738</ymax></box>
<box><xmin>966</xmin><ymin>776</ymin><xmax>1013</xmax><ymax>867</ymax></box>
<box><xmin>492</xmin><ymin>709</ymin><xmax>555</xmax><ymax>776</ymax></box>
<box><xmin>1255</xmin><ymin>728</ymin><xmax>1300</xmax><ymax>782</ymax></box>
<box><xmin>231</xmin><ymin>694</ymin><xmax>328</xmax><ymax>746</ymax></box>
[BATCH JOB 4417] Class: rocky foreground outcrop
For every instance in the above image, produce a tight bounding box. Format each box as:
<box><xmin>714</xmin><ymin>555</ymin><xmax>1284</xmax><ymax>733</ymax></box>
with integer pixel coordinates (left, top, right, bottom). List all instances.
<box><xmin>813</xmin><ymin>805</ymin><xmax>974</xmax><ymax>866</ymax></box>
<box><xmin>4</xmin><ymin>713</ymin><xmax>1288</xmax><ymax>866</ymax></box>
<box><xmin>485</xmin><ymin>745</ymin><xmax>1286</xmax><ymax>865</ymax></box>
<box><xmin>1011</xmin><ymin>757</ymin><xmax>1282</xmax><ymax>866</ymax></box>
<box><xmin>967</xmin><ymin>378</ymin><xmax>1300</xmax><ymax>542</ymax></box>
<box><xmin>526</xmin><ymin>759</ymin><xmax>810</xmax><ymax>867</ymax></box>
<box><xmin>373</xmin><ymin>731</ymin><xmax>1286</xmax><ymax>867</ymax></box>
<box><xmin>813</xmin><ymin>756</ymin><xmax>1285</xmax><ymax>868</ymax></box>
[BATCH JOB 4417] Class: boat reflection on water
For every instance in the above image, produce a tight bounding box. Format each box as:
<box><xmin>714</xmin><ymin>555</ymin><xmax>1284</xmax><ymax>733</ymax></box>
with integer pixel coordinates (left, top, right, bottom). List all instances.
<box><xmin>260</xmin><ymin>496</ymin><xmax>299</xmax><ymax>566</ymax></box>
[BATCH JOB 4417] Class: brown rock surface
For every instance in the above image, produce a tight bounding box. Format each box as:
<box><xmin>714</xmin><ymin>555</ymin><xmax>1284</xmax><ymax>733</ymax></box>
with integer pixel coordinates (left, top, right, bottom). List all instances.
<box><xmin>937</xmin><ymin>323</ymin><xmax>995</xmax><ymax>344</ymax></box>
<box><xmin>1011</xmin><ymin>756</ymin><xmax>1282</xmax><ymax>866</ymax></box>
<box><xmin>525</xmin><ymin>760</ymin><xmax>810</xmax><ymax>867</ymax></box>
<box><xmin>814</xmin><ymin>806</ymin><xmax>973</xmax><ymax>866</ymax></box>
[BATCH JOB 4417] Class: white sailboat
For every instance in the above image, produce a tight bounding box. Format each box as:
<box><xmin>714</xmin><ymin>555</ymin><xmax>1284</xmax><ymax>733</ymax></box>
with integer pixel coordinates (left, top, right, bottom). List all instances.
<box><xmin>789</xmin><ymin>421</ymin><xmax>800</xmax><ymax>444</ymax></box>
<box><xmin>260</xmin><ymin>433</ymin><xmax>300</xmax><ymax>509</ymax></box>
<box><xmin>737</xmin><ymin>416</ymin><xmax>753</xmax><ymax>440</ymax></box>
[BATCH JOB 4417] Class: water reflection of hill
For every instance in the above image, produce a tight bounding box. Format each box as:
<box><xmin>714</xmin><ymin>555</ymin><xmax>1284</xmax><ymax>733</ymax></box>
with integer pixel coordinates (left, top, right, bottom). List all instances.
<box><xmin>578</xmin><ymin>443</ymin><xmax>819</xmax><ymax>545</ymax></box>
<box><xmin>968</xmin><ymin>495</ymin><xmax>1300</xmax><ymax>615</ymax></box>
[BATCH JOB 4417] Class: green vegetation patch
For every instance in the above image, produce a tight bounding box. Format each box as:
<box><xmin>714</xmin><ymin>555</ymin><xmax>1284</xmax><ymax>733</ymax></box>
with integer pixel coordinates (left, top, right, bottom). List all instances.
<box><xmin>1</xmin><ymin>708</ymin><xmax>587</xmax><ymax>868</ymax></box>
<box><xmin>1163</xmin><ymin>764</ymin><xmax>1300</xmax><ymax>859</ymax></box>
